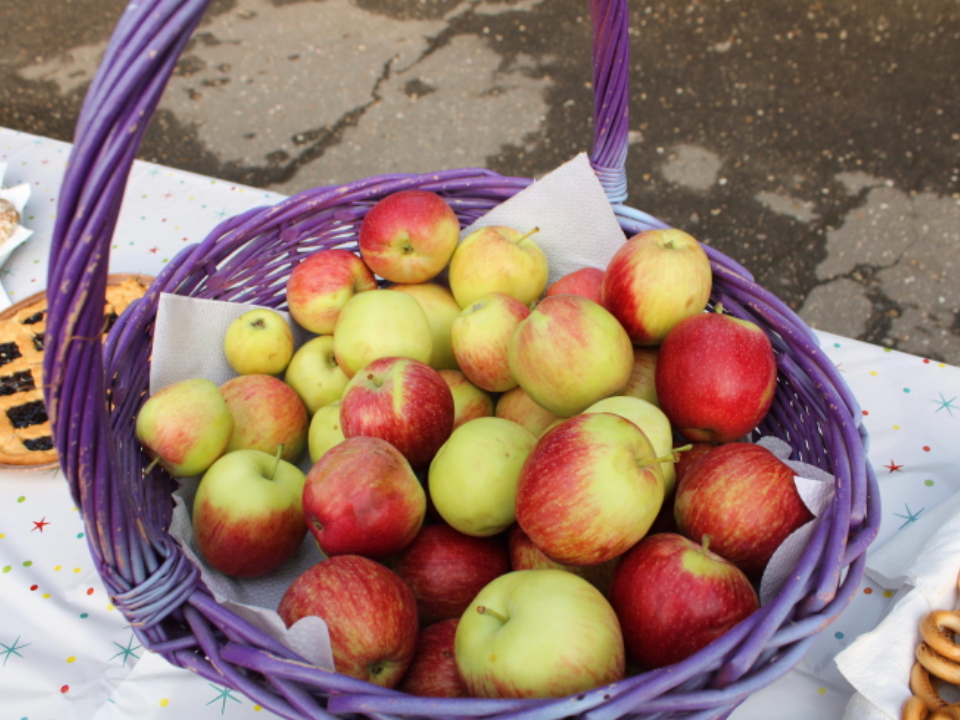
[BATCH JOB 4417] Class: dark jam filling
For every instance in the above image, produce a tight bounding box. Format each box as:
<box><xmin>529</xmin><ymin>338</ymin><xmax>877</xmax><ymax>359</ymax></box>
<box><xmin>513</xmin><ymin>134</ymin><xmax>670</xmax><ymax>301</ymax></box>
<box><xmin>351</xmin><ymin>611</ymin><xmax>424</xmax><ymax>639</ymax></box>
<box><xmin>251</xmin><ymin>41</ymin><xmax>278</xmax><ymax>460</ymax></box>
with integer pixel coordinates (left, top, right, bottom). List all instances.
<box><xmin>21</xmin><ymin>310</ymin><xmax>45</xmax><ymax>325</ymax></box>
<box><xmin>0</xmin><ymin>370</ymin><xmax>35</xmax><ymax>396</ymax></box>
<box><xmin>31</xmin><ymin>333</ymin><xmax>44</xmax><ymax>352</ymax></box>
<box><xmin>23</xmin><ymin>436</ymin><xmax>54</xmax><ymax>452</ymax></box>
<box><xmin>7</xmin><ymin>400</ymin><xmax>48</xmax><ymax>429</ymax></box>
<box><xmin>0</xmin><ymin>342</ymin><xmax>22</xmax><ymax>368</ymax></box>
<box><xmin>104</xmin><ymin>311</ymin><xmax>120</xmax><ymax>333</ymax></box>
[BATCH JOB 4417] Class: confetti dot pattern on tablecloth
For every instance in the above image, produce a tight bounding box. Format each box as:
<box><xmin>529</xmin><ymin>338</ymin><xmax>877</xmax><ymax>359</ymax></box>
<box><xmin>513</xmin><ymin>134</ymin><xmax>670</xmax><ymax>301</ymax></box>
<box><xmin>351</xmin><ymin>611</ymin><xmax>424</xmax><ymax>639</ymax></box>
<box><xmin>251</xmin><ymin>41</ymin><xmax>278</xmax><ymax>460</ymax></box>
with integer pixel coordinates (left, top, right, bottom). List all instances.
<box><xmin>835</xmin><ymin>632</ymin><xmax>845</xmax><ymax>639</ymax></box>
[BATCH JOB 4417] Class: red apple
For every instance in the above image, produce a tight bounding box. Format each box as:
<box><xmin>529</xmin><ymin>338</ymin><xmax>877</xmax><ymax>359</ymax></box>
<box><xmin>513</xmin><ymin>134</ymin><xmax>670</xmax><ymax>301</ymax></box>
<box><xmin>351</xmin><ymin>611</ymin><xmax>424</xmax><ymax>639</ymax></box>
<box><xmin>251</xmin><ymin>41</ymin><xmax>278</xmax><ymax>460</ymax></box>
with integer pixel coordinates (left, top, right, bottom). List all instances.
<box><xmin>397</xmin><ymin>619</ymin><xmax>466</xmax><ymax>697</ymax></box>
<box><xmin>545</xmin><ymin>267</ymin><xmax>604</xmax><ymax>303</ymax></box>
<box><xmin>507</xmin><ymin>524</ymin><xmax>618</xmax><ymax>596</ymax></box>
<box><xmin>609</xmin><ymin>533</ymin><xmax>759</xmax><ymax>669</ymax></box>
<box><xmin>494</xmin><ymin>386</ymin><xmax>563</xmax><ymax>438</ymax></box>
<box><xmin>278</xmin><ymin>555</ymin><xmax>419</xmax><ymax>688</ymax></box>
<box><xmin>302</xmin><ymin>436</ymin><xmax>426</xmax><ymax>559</ymax></box>
<box><xmin>674</xmin><ymin>442</ymin><xmax>718</xmax><ymax>483</ymax></box>
<box><xmin>219</xmin><ymin>374</ymin><xmax>309</xmax><ymax>464</ymax></box>
<box><xmin>286</xmin><ymin>248</ymin><xmax>378</xmax><ymax>334</ymax></box>
<box><xmin>393</xmin><ymin>524</ymin><xmax>510</xmax><ymax>624</ymax></box>
<box><xmin>601</xmin><ymin>228</ymin><xmax>712</xmax><ymax>346</ymax></box>
<box><xmin>340</xmin><ymin>356</ymin><xmax>454</xmax><ymax>469</ymax></box>
<box><xmin>359</xmin><ymin>190</ymin><xmax>460</xmax><ymax>284</ymax></box>
<box><xmin>674</xmin><ymin>442</ymin><xmax>814</xmax><ymax>579</ymax></box>
<box><xmin>515</xmin><ymin>413</ymin><xmax>665</xmax><ymax>566</ymax></box>
<box><xmin>620</xmin><ymin>347</ymin><xmax>660</xmax><ymax>407</ymax></box>
<box><xmin>656</xmin><ymin>309</ymin><xmax>778</xmax><ymax>443</ymax></box>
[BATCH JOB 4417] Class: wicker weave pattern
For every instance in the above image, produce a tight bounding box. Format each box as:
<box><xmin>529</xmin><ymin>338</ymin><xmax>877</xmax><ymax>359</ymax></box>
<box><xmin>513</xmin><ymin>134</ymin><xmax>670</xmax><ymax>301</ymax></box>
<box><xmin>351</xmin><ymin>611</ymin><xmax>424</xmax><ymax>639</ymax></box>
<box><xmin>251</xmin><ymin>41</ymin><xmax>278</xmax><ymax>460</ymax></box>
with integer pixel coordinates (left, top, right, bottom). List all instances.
<box><xmin>43</xmin><ymin>0</ymin><xmax>879</xmax><ymax>718</ymax></box>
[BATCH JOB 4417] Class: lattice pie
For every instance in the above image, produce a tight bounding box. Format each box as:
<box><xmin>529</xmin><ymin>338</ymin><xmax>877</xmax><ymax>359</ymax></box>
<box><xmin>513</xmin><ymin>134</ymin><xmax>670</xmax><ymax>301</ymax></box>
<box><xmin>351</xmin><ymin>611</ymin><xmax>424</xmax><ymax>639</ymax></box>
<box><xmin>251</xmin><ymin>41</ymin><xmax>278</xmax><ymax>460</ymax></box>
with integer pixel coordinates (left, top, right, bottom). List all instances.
<box><xmin>0</xmin><ymin>274</ymin><xmax>152</xmax><ymax>469</ymax></box>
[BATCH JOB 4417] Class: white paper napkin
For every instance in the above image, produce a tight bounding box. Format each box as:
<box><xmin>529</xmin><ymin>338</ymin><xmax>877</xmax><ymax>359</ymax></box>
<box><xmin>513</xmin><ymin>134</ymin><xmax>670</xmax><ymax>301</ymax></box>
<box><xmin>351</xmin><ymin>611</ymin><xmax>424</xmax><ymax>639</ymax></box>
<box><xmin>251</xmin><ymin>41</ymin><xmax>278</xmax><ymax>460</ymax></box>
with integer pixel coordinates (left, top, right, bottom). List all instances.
<box><xmin>461</xmin><ymin>153</ymin><xmax>627</xmax><ymax>283</ymax></box>
<box><xmin>836</xmin><ymin>491</ymin><xmax>960</xmax><ymax>719</ymax></box>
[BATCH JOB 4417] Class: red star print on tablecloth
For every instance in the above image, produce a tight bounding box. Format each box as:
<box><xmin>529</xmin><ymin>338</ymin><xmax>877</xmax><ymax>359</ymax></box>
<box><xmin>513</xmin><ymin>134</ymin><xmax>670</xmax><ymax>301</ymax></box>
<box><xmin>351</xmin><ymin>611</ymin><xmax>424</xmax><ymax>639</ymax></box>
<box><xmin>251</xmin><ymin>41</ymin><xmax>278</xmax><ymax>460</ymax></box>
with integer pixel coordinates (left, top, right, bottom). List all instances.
<box><xmin>884</xmin><ymin>460</ymin><xmax>904</xmax><ymax>473</ymax></box>
<box><xmin>31</xmin><ymin>517</ymin><xmax>50</xmax><ymax>532</ymax></box>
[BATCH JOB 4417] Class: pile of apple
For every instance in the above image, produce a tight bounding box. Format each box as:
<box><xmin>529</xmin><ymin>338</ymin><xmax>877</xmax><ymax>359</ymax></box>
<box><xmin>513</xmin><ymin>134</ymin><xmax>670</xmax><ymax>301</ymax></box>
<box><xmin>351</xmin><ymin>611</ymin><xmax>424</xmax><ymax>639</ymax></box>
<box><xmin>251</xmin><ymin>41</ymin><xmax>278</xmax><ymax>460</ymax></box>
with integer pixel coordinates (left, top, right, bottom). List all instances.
<box><xmin>134</xmin><ymin>190</ymin><xmax>817</xmax><ymax>699</ymax></box>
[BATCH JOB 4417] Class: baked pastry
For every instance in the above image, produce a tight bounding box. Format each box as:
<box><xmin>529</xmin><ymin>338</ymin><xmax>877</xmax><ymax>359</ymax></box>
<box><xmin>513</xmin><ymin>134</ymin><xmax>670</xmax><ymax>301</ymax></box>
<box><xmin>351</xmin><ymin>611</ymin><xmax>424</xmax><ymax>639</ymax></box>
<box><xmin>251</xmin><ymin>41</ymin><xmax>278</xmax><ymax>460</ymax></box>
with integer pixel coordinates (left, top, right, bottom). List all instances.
<box><xmin>0</xmin><ymin>198</ymin><xmax>19</xmax><ymax>244</ymax></box>
<box><xmin>0</xmin><ymin>274</ymin><xmax>152</xmax><ymax>469</ymax></box>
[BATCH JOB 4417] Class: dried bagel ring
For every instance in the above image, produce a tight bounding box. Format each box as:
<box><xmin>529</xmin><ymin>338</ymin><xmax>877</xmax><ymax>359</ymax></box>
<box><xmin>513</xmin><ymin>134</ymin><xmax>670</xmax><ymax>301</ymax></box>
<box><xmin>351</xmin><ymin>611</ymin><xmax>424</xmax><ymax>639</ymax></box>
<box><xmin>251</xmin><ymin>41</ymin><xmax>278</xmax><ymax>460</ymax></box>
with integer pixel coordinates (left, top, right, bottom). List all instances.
<box><xmin>911</xmin><ymin>661</ymin><xmax>948</xmax><ymax>712</ymax></box>
<box><xmin>904</xmin><ymin>694</ymin><xmax>931</xmax><ymax>720</ymax></box>
<box><xmin>921</xmin><ymin>611</ymin><xmax>960</xmax><ymax>663</ymax></box>
<box><xmin>917</xmin><ymin>642</ymin><xmax>960</xmax><ymax>684</ymax></box>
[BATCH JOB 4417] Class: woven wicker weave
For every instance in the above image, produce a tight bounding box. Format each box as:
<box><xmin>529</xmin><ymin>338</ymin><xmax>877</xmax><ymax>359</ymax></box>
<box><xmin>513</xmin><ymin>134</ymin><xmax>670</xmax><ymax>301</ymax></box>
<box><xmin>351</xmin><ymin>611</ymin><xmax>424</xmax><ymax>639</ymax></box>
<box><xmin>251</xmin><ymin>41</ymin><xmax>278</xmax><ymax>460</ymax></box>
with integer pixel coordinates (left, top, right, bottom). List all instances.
<box><xmin>43</xmin><ymin>0</ymin><xmax>880</xmax><ymax>718</ymax></box>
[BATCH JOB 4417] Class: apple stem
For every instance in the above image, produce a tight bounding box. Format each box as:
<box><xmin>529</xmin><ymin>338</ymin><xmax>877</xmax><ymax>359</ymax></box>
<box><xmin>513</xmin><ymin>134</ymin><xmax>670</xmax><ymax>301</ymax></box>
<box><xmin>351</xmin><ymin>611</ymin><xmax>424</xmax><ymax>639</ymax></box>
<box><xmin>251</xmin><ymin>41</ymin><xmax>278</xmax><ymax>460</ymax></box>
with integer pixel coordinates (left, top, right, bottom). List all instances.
<box><xmin>142</xmin><ymin>457</ymin><xmax>160</xmax><ymax>476</ymax></box>
<box><xmin>701</xmin><ymin>534</ymin><xmax>713</xmax><ymax>554</ymax></box>
<box><xmin>476</xmin><ymin>605</ymin><xmax>509</xmax><ymax>623</ymax></box>
<box><xmin>713</xmin><ymin>303</ymin><xmax>725</xmax><ymax>314</ymax></box>
<box><xmin>269</xmin><ymin>444</ymin><xmax>284</xmax><ymax>481</ymax></box>
<box><xmin>637</xmin><ymin>444</ymin><xmax>693</xmax><ymax>468</ymax></box>
<box><xmin>518</xmin><ymin>227</ymin><xmax>540</xmax><ymax>242</ymax></box>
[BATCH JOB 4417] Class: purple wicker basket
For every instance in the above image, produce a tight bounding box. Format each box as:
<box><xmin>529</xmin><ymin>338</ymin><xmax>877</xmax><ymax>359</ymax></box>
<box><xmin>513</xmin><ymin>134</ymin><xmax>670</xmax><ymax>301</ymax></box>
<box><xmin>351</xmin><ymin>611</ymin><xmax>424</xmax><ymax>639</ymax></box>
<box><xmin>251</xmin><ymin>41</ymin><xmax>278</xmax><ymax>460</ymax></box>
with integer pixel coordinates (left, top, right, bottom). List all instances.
<box><xmin>43</xmin><ymin>0</ymin><xmax>880</xmax><ymax>717</ymax></box>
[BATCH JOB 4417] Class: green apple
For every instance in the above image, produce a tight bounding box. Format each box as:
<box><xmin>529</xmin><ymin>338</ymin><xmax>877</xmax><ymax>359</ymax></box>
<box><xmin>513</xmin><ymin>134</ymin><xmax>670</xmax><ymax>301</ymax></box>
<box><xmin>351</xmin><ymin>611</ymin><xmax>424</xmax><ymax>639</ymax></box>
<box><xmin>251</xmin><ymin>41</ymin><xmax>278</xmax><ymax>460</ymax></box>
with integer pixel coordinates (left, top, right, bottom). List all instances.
<box><xmin>136</xmin><ymin>377</ymin><xmax>234</xmax><ymax>477</ymax></box>
<box><xmin>438</xmin><ymin>369</ymin><xmax>494</xmax><ymax>429</ymax></box>
<box><xmin>307</xmin><ymin>401</ymin><xmax>345</xmax><ymax>463</ymax></box>
<box><xmin>448</xmin><ymin>226</ymin><xmax>549</xmax><ymax>308</ymax></box>
<box><xmin>192</xmin><ymin>448</ymin><xmax>307</xmax><ymax>578</ymax></box>
<box><xmin>219</xmin><ymin>374</ymin><xmax>309</xmax><ymax>464</ymax></box>
<box><xmin>495</xmin><ymin>385</ymin><xmax>564</xmax><ymax>437</ymax></box>
<box><xmin>507</xmin><ymin>294</ymin><xmax>633</xmax><ymax>416</ymax></box>
<box><xmin>223</xmin><ymin>307</ymin><xmax>295</xmax><ymax>376</ymax></box>
<box><xmin>389</xmin><ymin>282</ymin><xmax>462</xmax><ymax>370</ymax></box>
<box><xmin>428</xmin><ymin>417</ymin><xmax>536</xmax><ymax>537</ymax></box>
<box><xmin>582</xmin><ymin>395</ymin><xmax>677</xmax><ymax>495</ymax></box>
<box><xmin>333</xmin><ymin>289</ymin><xmax>433</xmax><ymax>377</ymax></box>
<box><xmin>283</xmin><ymin>336</ymin><xmax>350</xmax><ymax>415</ymax></box>
<box><xmin>454</xmin><ymin>569</ymin><xmax>625</xmax><ymax>698</ymax></box>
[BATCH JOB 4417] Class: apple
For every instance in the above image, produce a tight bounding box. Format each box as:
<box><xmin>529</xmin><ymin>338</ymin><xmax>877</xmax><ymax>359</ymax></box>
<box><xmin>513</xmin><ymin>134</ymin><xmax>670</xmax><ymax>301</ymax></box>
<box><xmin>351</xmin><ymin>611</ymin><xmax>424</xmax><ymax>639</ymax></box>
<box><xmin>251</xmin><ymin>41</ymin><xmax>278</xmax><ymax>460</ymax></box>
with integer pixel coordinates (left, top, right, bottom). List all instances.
<box><xmin>454</xmin><ymin>569</ymin><xmax>625</xmax><ymax>698</ymax></box>
<box><xmin>438</xmin><ymin>369</ymin><xmax>494</xmax><ymax>429</ymax></box>
<box><xmin>302</xmin><ymin>436</ymin><xmax>426</xmax><ymax>559</ymax></box>
<box><xmin>674</xmin><ymin>442</ymin><xmax>718</xmax><ymax>483</ymax></box>
<box><xmin>389</xmin><ymin>282</ymin><xmax>462</xmax><ymax>370</ymax></box>
<box><xmin>286</xmin><ymin>248</ymin><xmax>378</xmax><ymax>334</ymax></box>
<box><xmin>495</xmin><ymin>386</ymin><xmax>564</xmax><ymax>438</ymax></box>
<box><xmin>283</xmin><ymin>335</ymin><xmax>350</xmax><ymax>415</ymax></box>
<box><xmin>609</xmin><ymin>533</ymin><xmax>759</xmax><ymax>669</ymax></box>
<box><xmin>674</xmin><ymin>442</ymin><xmax>814</xmax><ymax>579</ymax></box>
<box><xmin>358</xmin><ymin>190</ymin><xmax>461</xmax><ymax>284</ymax></box>
<box><xmin>219</xmin><ymin>374</ymin><xmax>308</xmax><ymax>464</ymax></box>
<box><xmin>333</xmin><ymin>289</ymin><xmax>433</xmax><ymax>377</ymax></box>
<box><xmin>393</xmin><ymin>524</ymin><xmax>510</xmax><ymax>624</ymax></box>
<box><xmin>545</xmin><ymin>266</ymin><xmax>604</xmax><ymax>303</ymax></box>
<box><xmin>621</xmin><ymin>347</ymin><xmax>660</xmax><ymax>407</ymax></box>
<box><xmin>136</xmin><ymin>377</ymin><xmax>234</xmax><ymax>477</ymax></box>
<box><xmin>339</xmin><ymin>356</ymin><xmax>454</xmax><ymax>470</ymax></box>
<box><xmin>450</xmin><ymin>292</ymin><xmax>530</xmax><ymax>393</ymax></box>
<box><xmin>429</xmin><ymin>417</ymin><xmax>537</xmax><ymax>537</ymax></box>
<box><xmin>582</xmin><ymin>395</ymin><xmax>677</xmax><ymax>495</ymax></box>
<box><xmin>515</xmin><ymin>413</ymin><xmax>665</xmax><ymax>566</ymax></box>
<box><xmin>601</xmin><ymin>228</ymin><xmax>712</xmax><ymax>346</ymax></box>
<box><xmin>448</xmin><ymin>225</ymin><xmax>549</xmax><ymax>308</ymax></box>
<box><xmin>656</xmin><ymin>308</ymin><xmax>778</xmax><ymax>443</ymax></box>
<box><xmin>192</xmin><ymin>448</ymin><xmax>307</xmax><ymax>577</ymax></box>
<box><xmin>278</xmin><ymin>555</ymin><xmax>418</xmax><ymax>687</ymax></box>
<box><xmin>397</xmin><ymin>619</ymin><xmax>466</xmax><ymax>697</ymax></box>
<box><xmin>507</xmin><ymin>524</ymin><xmax>618</xmax><ymax>596</ymax></box>
<box><xmin>223</xmin><ymin>307</ymin><xmax>295</xmax><ymax>376</ymax></box>
<box><xmin>307</xmin><ymin>401</ymin><xmax>345</xmax><ymax>464</ymax></box>
<box><xmin>507</xmin><ymin>294</ymin><xmax>633</xmax><ymax>417</ymax></box>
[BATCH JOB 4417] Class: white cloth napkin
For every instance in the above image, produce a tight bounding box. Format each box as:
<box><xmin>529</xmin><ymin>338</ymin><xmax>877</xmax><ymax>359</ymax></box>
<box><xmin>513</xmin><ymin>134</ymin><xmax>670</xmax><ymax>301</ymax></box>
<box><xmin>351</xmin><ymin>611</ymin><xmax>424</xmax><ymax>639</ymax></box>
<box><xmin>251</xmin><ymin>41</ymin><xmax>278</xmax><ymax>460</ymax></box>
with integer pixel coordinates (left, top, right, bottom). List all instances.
<box><xmin>461</xmin><ymin>152</ymin><xmax>627</xmax><ymax>283</ymax></box>
<box><xmin>836</xmin><ymin>491</ymin><xmax>960</xmax><ymax>719</ymax></box>
<box><xmin>0</xmin><ymin>161</ymin><xmax>34</xmax><ymax>306</ymax></box>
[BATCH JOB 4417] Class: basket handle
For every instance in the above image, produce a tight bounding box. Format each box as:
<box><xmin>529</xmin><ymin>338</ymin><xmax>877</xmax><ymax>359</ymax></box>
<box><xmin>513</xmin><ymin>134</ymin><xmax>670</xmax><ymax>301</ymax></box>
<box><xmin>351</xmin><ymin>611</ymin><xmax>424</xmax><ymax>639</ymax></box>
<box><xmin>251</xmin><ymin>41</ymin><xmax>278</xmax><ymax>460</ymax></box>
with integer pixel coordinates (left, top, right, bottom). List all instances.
<box><xmin>43</xmin><ymin>0</ymin><xmax>631</xmax><ymax>506</ymax></box>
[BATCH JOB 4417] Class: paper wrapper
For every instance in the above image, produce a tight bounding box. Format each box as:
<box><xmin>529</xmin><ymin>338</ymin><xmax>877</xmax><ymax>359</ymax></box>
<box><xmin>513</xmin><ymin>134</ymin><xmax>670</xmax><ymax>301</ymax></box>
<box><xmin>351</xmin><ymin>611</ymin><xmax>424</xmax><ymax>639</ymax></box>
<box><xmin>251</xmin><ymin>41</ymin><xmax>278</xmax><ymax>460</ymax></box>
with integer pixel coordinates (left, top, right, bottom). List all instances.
<box><xmin>835</xmin><ymin>491</ymin><xmax>960</xmax><ymax>719</ymax></box>
<box><xmin>0</xmin><ymin>162</ymin><xmax>34</xmax><ymax>308</ymax></box>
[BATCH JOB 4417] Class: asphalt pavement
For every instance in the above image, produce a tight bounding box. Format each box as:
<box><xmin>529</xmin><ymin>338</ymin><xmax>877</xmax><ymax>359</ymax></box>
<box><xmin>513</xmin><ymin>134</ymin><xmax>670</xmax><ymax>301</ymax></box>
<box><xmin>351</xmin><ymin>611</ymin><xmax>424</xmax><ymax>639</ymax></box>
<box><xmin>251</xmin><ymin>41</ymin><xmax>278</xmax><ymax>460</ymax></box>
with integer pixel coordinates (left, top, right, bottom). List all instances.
<box><xmin>2</xmin><ymin>0</ymin><xmax>958</xmax><ymax>362</ymax></box>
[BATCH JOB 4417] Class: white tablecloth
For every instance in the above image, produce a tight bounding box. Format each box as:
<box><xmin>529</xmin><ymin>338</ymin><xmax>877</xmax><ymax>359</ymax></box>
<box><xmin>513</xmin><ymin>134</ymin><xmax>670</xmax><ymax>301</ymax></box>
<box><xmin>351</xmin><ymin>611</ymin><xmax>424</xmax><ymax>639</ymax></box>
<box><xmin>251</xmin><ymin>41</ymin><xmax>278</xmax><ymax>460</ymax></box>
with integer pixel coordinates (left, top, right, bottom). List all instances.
<box><xmin>2</xmin><ymin>125</ymin><xmax>958</xmax><ymax>719</ymax></box>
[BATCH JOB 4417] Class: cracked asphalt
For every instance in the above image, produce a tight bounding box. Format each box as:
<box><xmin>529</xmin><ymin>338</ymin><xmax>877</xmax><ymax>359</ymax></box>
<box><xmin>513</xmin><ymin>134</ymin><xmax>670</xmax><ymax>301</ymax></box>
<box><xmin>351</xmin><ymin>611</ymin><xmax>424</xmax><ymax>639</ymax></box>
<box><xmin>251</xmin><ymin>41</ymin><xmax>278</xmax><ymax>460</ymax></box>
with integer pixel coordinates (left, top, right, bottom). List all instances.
<box><xmin>2</xmin><ymin>0</ymin><xmax>958</xmax><ymax>362</ymax></box>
